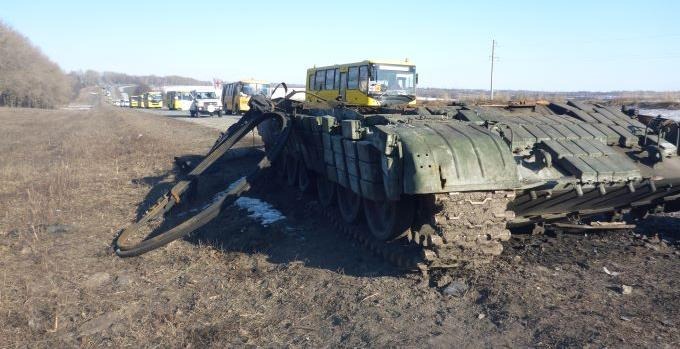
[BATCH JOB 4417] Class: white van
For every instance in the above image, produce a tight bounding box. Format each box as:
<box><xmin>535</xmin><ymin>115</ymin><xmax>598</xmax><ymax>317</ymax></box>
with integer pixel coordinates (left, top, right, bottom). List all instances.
<box><xmin>190</xmin><ymin>88</ymin><xmax>222</xmax><ymax>117</ymax></box>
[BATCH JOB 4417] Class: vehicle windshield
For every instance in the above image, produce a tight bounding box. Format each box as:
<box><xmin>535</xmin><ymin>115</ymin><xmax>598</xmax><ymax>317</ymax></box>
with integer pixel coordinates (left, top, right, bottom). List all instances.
<box><xmin>369</xmin><ymin>64</ymin><xmax>416</xmax><ymax>96</ymax></box>
<box><xmin>180</xmin><ymin>92</ymin><xmax>192</xmax><ymax>100</ymax></box>
<box><xmin>195</xmin><ymin>91</ymin><xmax>217</xmax><ymax>99</ymax></box>
<box><xmin>150</xmin><ymin>93</ymin><xmax>162</xmax><ymax>101</ymax></box>
<box><xmin>241</xmin><ymin>83</ymin><xmax>269</xmax><ymax>96</ymax></box>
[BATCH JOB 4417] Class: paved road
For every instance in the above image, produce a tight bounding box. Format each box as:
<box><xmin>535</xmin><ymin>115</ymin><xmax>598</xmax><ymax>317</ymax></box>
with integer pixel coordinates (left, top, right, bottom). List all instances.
<box><xmin>125</xmin><ymin>107</ymin><xmax>250</xmax><ymax>133</ymax></box>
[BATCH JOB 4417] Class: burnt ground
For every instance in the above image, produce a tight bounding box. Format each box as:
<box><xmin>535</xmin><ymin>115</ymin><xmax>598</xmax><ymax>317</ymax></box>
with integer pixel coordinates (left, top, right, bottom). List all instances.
<box><xmin>0</xmin><ymin>93</ymin><xmax>679</xmax><ymax>348</ymax></box>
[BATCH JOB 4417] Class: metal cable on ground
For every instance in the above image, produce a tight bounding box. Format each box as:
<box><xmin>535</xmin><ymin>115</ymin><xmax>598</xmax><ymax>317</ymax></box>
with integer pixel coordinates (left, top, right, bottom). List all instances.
<box><xmin>115</xmin><ymin>110</ymin><xmax>290</xmax><ymax>257</ymax></box>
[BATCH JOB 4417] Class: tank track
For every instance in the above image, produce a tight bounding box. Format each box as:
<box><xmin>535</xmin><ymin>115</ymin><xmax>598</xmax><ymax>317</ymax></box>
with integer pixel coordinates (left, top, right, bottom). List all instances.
<box><xmin>305</xmin><ymin>191</ymin><xmax>515</xmax><ymax>271</ymax></box>
<box><xmin>411</xmin><ymin>191</ymin><xmax>516</xmax><ymax>269</ymax></box>
<box><xmin>306</xmin><ymin>202</ymin><xmax>426</xmax><ymax>271</ymax></box>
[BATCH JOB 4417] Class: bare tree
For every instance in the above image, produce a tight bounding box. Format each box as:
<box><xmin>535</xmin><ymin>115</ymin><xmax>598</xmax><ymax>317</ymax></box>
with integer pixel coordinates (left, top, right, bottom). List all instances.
<box><xmin>0</xmin><ymin>21</ymin><xmax>72</xmax><ymax>108</ymax></box>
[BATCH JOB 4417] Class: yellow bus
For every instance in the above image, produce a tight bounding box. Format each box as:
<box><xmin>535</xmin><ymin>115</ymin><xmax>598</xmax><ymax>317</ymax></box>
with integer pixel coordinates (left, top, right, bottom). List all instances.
<box><xmin>129</xmin><ymin>96</ymin><xmax>139</xmax><ymax>108</ymax></box>
<box><xmin>166</xmin><ymin>90</ymin><xmax>193</xmax><ymax>110</ymax></box>
<box><xmin>221</xmin><ymin>79</ymin><xmax>270</xmax><ymax>114</ymax></box>
<box><xmin>306</xmin><ymin>59</ymin><xmax>417</xmax><ymax>107</ymax></box>
<box><xmin>143</xmin><ymin>91</ymin><xmax>163</xmax><ymax>108</ymax></box>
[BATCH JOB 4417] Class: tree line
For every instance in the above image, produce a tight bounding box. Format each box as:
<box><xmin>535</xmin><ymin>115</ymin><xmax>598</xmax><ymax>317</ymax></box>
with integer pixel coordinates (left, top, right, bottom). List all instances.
<box><xmin>0</xmin><ymin>21</ymin><xmax>73</xmax><ymax>108</ymax></box>
<box><xmin>0</xmin><ymin>21</ymin><xmax>209</xmax><ymax>109</ymax></box>
<box><xmin>68</xmin><ymin>70</ymin><xmax>209</xmax><ymax>92</ymax></box>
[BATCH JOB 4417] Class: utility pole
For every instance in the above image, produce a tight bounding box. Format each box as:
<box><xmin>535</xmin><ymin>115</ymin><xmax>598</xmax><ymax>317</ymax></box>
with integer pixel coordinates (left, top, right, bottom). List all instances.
<box><xmin>490</xmin><ymin>39</ymin><xmax>496</xmax><ymax>100</ymax></box>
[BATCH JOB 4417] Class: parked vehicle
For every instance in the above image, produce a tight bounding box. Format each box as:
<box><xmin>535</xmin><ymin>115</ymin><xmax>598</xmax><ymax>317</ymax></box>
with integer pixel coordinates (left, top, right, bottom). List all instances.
<box><xmin>143</xmin><ymin>91</ymin><xmax>163</xmax><ymax>108</ymax></box>
<box><xmin>306</xmin><ymin>59</ymin><xmax>417</xmax><ymax>107</ymax></box>
<box><xmin>221</xmin><ymin>80</ymin><xmax>269</xmax><ymax>115</ymax></box>
<box><xmin>190</xmin><ymin>89</ymin><xmax>222</xmax><ymax>117</ymax></box>
<box><xmin>166</xmin><ymin>90</ymin><xmax>193</xmax><ymax>110</ymax></box>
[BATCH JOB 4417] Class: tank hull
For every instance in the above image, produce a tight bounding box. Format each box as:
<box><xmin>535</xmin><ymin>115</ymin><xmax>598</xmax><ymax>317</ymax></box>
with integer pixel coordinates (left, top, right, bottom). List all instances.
<box><xmin>259</xmin><ymin>101</ymin><xmax>680</xmax><ymax>269</ymax></box>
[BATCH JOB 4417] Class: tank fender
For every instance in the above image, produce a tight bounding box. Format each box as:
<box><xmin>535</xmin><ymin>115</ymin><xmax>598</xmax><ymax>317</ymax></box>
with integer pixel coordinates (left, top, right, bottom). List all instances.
<box><xmin>387</xmin><ymin>122</ymin><xmax>521</xmax><ymax>193</ymax></box>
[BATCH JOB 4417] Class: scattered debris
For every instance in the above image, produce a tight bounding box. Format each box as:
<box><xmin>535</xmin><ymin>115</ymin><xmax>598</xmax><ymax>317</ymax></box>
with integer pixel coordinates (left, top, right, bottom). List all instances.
<box><xmin>621</xmin><ymin>285</ymin><xmax>633</xmax><ymax>295</ymax></box>
<box><xmin>603</xmin><ymin>266</ymin><xmax>621</xmax><ymax>276</ymax></box>
<box><xmin>477</xmin><ymin>313</ymin><xmax>486</xmax><ymax>320</ymax></box>
<box><xmin>620</xmin><ymin>315</ymin><xmax>632</xmax><ymax>322</ymax></box>
<box><xmin>442</xmin><ymin>279</ymin><xmax>469</xmax><ymax>297</ymax></box>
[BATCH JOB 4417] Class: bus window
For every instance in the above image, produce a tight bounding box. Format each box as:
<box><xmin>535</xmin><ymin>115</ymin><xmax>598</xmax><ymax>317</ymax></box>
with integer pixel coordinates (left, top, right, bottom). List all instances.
<box><xmin>242</xmin><ymin>84</ymin><xmax>254</xmax><ymax>96</ymax></box>
<box><xmin>315</xmin><ymin>70</ymin><xmax>325</xmax><ymax>90</ymax></box>
<box><xmin>348</xmin><ymin>67</ymin><xmax>359</xmax><ymax>89</ymax></box>
<box><xmin>334</xmin><ymin>68</ymin><xmax>340</xmax><ymax>89</ymax></box>
<box><xmin>308</xmin><ymin>74</ymin><xmax>314</xmax><ymax>90</ymax></box>
<box><xmin>359</xmin><ymin>66</ymin><xmax>369</xmax><ymax>92</ymax></box>
<box><xmin>325</xmin><ymin>70</ymin><xmax>335</xmax><ymax>90</ymax></box>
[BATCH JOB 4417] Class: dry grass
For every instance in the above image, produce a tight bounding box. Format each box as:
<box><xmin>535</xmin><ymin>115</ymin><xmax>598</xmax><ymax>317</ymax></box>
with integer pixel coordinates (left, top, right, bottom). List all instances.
<box><xmin>0</xmin><ymin>98</ymin><xmax>224</xmax><ymax>347</ymax></box>
<box><xmin>0</xmin><ymin>109</ymin><xmax>161</xmax><ymax>232</ymax></box>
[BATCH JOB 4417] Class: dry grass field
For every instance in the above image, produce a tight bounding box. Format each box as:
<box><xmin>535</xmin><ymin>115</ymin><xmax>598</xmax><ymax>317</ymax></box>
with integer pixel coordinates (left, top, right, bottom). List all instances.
<box><xmin>1</xmin><ymin>94</ymin><xmax>679</xmax><ymax>348</ymax></box>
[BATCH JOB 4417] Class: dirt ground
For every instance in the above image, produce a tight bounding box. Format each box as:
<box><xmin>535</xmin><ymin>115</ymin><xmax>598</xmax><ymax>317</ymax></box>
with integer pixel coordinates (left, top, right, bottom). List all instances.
<box><xmin>1</xmin><ymin>93</ymin><xmax>679</xmax><ymax>348</ymax></box>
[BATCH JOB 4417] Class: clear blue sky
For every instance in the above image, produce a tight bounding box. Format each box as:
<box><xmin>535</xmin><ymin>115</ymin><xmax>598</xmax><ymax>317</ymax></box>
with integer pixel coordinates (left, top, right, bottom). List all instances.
<box><xmin>2</xmin><ymin>0</ymin><xmax>679</xmax><ymax>91</ymax></box>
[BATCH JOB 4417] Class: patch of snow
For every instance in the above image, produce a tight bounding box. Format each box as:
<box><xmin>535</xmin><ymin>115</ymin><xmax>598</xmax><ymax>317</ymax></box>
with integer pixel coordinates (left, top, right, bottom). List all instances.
<box><xmin>201</xmin><ymin>177</ymin><xmax>246</xmax><ymax>209</ymax></box>
<box><xmin>176</xmin><ymin>179</ymin><xmax>283</xmax><ymax>228</ymax></box>
<box><xmin>234</xmin><ymin>196</ymin><xmax>285</xmax><ymax>226</ymax></box>
<box><xmin>639</xmin><ymin>109</ymin><xmax>680</xmax><ymax>122</ymax></box>
<box><xmin>62</xmin><ymin>104</ymin><xmax>92</xmax><ymax>110</ymax></box>
<box><xmin>226</xmin><ymin>176</ymin><xmax>246</xmax><ymax>193</ymax></box>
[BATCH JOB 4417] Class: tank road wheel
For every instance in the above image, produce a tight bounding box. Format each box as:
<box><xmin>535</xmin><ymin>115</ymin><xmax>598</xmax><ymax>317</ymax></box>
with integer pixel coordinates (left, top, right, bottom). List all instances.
<box><xmin>363</xmin><ymin>198</ymin><xmax>415</xmax><ymax>240</ymax></box>
<box><xmin>316</xmin><ymin>175</ymin><xmax>336</xmax><ymax>207</ymax></box>
<box><xmin>337</xmin><ymin>186</ymin><xmax>362</xmax><ymax>223</ymax></box>
<box><xmin>285</xmin><ymin>155</ymin><xmax>298</xmax><ymax>186</ymax></box>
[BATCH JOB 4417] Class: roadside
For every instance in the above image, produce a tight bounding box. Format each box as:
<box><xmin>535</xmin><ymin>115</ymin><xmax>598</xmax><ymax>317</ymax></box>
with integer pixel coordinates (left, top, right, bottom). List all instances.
<box><xmin>132</xmin><ymin>107</ymin><xmax>252</xmax><ymax>133</ymax></box>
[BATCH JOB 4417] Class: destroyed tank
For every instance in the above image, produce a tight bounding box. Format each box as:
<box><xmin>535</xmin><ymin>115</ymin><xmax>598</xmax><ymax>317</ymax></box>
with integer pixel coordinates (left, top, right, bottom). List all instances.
<box><xmin>259</xmin><ymin>99</ymin><xmax>680</xmax><ymax>270</ymax></box>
